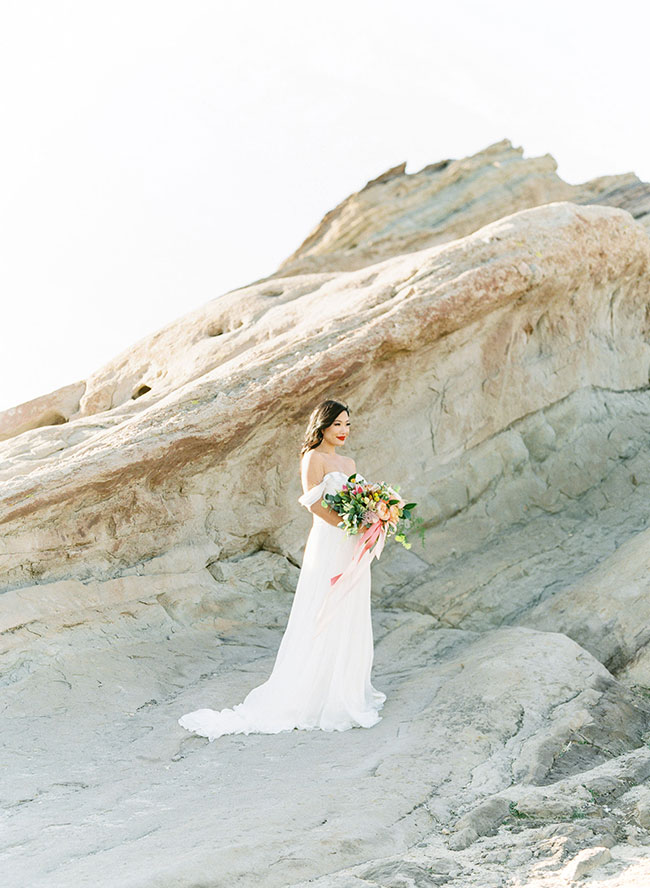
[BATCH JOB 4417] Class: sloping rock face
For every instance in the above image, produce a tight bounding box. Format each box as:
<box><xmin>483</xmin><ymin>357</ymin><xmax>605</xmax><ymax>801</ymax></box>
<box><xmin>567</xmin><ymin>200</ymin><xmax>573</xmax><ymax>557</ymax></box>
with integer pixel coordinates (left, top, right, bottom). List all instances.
<box><xmin>0</xmin><ymin>380</ymin><xmax>85</xmax><ymax>443</ymax></box>
<box><xmin>276</xmin><ymin>138</ymin><xmax>650</xmax><ymax>277</ymax></box>
<box><xmin>3</xmin><ymin>144</ymin><xmax>650</xmax><ymax>887</ymax></box>
<box><xmin>2</xmin><ymin>139</ymin><xmax>649</xmax><ymax>442</ymax></box>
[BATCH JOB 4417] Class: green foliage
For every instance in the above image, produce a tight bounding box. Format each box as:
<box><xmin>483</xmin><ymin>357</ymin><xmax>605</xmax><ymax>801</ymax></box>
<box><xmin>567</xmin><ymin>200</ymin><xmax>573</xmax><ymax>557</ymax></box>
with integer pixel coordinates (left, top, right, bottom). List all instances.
<box><xmin>508</xmin><ymin>801</ymin><xmax>531</xmax><ymax>819</ymax></box>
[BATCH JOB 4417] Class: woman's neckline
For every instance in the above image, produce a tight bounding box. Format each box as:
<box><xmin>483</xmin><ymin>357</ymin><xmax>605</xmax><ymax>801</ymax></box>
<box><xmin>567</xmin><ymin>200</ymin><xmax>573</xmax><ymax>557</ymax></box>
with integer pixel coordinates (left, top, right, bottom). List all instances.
<box><xmin>322</xmin><ymin>470</ymin><xmax>362</xmax><ymax>481</ymax></box>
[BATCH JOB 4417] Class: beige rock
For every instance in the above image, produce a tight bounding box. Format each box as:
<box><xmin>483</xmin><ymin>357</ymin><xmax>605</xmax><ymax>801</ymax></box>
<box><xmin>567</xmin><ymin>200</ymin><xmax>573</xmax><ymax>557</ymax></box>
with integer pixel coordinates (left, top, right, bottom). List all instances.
<box><xmin>1</xmin><ymin>140</ymin><xmax>649</xmax><ymax>444</ymax></box>
<box><xmin>3</xmin><ymin>618</ymin><xmax>647</xmax><ymax>887</ymax></box>
<box><xmin>1</xmin><ymin>201</ymin><xmax>648</xmax><ymax>605</ymax></box>
<box><xmin>275</xmin><ymin>138</ymin><xmax>650</xmax><ymax>277</ymax></box>
<box><xmin>562</xmin><ymin>845</ymin><xmax>612</xmax><ymax>880</ymax></box>
<box><xmin>3</xmin><ymin>143</ymin><xmax>650</xmax><ymax>888</ymax></box>
<box><xmin>0</xmin><ymin>379</ymin><xmax>85</xmax><ymax>441</ymax></box>
<box><xmin>516</xmin><ymin>527</ymin><xmax>650</xmax><ymax>680</ymax></box>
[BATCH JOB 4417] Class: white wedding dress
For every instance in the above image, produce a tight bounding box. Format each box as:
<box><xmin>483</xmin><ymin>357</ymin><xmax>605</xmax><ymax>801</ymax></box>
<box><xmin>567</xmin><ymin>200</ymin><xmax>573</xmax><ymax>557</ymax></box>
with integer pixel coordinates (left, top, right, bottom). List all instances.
<box><xmin>178</xmin><ymin>470</ymin><xmax>386</xmax><ymax>740</ymax></box>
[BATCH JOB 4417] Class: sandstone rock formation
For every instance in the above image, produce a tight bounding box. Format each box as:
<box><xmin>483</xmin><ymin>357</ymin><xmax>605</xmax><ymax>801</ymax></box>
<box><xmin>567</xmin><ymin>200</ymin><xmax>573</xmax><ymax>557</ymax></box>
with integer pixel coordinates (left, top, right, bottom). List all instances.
<box><xmin>276</xmin><ymin>137</ymin><xmax>650</xmax><ymax>277</ymax></box>
<box><xmin>3</xmin><ymin>140</ymin><xmax>650</xmax><ymax>887</ymax></box>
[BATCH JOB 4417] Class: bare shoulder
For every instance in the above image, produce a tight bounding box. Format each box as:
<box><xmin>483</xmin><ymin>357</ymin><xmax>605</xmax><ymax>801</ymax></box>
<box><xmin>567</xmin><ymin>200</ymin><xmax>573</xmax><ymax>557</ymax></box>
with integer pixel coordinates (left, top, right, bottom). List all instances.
<box><xmin>300</xmin><ymin>449</ymin><xmax>325</xmax><ymax>487</ymax></box>
<box><xmin>345</xmin><ymin>456</ymin><xmax>357</xmax><ymax>474</ymax></box>
<box><xmin>301</xmin><ymin>449</ymin><xmax>323</xmax><ymax>473</ymax></box>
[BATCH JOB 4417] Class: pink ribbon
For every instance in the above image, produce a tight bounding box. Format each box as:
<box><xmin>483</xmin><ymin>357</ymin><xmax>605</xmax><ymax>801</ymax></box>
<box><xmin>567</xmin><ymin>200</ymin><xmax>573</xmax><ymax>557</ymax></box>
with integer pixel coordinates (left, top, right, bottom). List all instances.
<box><xmin>312</xmin><ymin>520</ymin><xmax>388</xmax><ymax>638</ymax></box>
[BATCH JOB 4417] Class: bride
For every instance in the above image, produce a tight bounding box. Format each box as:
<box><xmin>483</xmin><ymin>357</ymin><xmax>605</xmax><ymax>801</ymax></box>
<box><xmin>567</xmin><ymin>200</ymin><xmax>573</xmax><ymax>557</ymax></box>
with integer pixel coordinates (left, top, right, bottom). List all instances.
<box><xmin>177</xmin><ymin>398</ymin><xmax>387</xmax><ymax>740</ymax></box>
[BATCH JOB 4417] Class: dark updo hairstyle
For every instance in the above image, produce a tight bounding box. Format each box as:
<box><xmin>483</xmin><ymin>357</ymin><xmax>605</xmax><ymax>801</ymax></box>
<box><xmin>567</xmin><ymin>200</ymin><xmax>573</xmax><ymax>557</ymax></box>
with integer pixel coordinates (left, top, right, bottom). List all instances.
<box><xmin>300</xmin><ymin>398</ymin><xmax>350</xmax><ymax>461</ymax></box>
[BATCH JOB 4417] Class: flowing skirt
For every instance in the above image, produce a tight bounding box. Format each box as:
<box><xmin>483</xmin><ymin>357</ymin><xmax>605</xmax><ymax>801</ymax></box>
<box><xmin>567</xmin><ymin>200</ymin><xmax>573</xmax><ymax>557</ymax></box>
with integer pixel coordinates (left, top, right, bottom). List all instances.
<box><xmin>178</xmin><ymin>517</ymin><xmax>386</xmax><ymax>741</ymax></box>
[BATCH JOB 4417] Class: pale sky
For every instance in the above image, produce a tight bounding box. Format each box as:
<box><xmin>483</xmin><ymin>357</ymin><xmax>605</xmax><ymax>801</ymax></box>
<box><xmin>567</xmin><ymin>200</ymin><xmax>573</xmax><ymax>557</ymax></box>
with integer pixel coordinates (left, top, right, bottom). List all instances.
<box><xmin>1</xmin><ymin>0</ymin><xmax>648</xmax><ymax>412</ymax></box>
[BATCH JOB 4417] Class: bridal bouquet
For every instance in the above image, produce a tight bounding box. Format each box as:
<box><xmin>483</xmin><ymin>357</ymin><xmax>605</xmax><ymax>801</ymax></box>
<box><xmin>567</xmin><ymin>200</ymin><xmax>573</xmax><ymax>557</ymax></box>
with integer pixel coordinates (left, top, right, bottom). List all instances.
<box><xmin>321</xmin><ymin>473</ymin><xmax>418</xmax><ymax>549</ymax></box>
<box><xmin>314</xmin><ymin>473</ymin><xmax>421</xmax><ymax>638</ymax></box>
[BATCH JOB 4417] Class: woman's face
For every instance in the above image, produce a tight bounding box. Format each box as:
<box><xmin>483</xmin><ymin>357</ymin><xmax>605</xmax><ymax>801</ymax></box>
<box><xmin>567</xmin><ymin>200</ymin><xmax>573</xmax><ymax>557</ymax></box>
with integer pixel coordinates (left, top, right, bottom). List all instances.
<box><xmin>323</xmin><ymin>410</ymin><xmax>350</xmax><ymax>447</ymax></box>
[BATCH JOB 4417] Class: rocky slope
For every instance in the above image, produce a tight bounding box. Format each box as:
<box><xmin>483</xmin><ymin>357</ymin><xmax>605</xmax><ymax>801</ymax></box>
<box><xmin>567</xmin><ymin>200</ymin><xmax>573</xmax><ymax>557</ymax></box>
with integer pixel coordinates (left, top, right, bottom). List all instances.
<box><xmin>276</xmin><ymin>138</ymin><xmax>650</xmax><ymax>278</ymax></box>
<box><xmin>3</xmin><ymin>140</ymin><xmax>650</xmax><ymax>887</ymax></box>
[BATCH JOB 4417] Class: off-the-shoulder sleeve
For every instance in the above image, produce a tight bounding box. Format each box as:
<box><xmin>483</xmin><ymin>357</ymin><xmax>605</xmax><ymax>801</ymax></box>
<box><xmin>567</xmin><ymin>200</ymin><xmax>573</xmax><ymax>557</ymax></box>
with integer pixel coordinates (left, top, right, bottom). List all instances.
<box><xmin>298</xmin><ymin>479</ymin><xmax>327</xmax><ymax>509</ymax></box>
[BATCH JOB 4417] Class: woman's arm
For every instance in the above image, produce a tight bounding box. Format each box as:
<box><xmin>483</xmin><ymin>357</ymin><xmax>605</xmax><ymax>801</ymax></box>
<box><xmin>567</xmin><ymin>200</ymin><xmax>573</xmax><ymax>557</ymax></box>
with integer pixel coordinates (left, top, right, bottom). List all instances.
<box><xmin>309</xmin><ymin>498</ymin><xmax>344</xmax><ymax>528</ymax></box>
<box><xmin>300</xmin><ymin>452</ymin><xmax>344</xmax><ymax>528</ymax></box>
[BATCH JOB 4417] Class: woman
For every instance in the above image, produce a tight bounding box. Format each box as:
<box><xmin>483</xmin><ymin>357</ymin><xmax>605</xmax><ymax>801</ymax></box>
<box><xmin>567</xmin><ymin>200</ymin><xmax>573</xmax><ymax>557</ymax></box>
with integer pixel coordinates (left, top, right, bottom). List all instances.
<box><xmin>177</xmin><ymin>398</ymin><xmax>386</xmax><ymax>740</ymax></box>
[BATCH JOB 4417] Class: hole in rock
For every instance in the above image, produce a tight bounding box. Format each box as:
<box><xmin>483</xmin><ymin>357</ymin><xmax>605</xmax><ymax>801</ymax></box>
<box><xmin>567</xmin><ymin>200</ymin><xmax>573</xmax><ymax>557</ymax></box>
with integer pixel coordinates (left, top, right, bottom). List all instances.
<box><xmin>132</xmin><ymin>385</ymin><xmax>152</xmax><ymax>400</ymax></box>
<box><xmin>36</xmin><ymin>410</ymin><xmax>68</xmax><ymax>428</ymax></box>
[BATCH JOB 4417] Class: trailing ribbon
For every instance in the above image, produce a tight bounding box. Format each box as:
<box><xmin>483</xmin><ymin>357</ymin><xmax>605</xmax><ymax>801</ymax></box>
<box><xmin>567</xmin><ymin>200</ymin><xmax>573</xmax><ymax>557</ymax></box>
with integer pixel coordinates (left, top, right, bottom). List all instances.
<box><xmin>312</xmin><ymin>520</ymin><xmax>388</xmax><ymax>638</ymax></box>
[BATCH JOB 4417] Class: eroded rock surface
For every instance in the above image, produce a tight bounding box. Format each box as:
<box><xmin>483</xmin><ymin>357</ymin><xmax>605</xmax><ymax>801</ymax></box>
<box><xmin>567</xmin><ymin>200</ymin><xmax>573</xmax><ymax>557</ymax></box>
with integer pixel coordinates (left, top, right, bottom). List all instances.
<box><xmin>276</xmin><ymin>138</ymin><xmax>650</xmax><ymax>277</ymax></box>
<box><xmin>3</xmin><ymin>143</ymin><xmax>650</xmax><ymax>887</ymax></box>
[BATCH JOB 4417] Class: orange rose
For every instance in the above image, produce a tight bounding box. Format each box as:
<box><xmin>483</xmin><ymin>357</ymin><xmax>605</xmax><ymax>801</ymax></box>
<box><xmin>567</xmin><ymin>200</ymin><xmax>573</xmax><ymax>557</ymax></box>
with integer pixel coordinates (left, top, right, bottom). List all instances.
<box><xmin>376</xmin><ymin>500</ymin><xmax>390</xmax><ymax>520</ymax></box>
<box><xmin>389</xmin><ymin>504</ymin><xmax>400</xmax><ymax>522</ymax></box>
